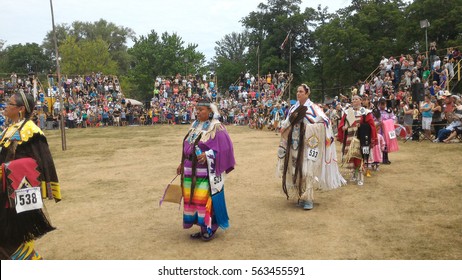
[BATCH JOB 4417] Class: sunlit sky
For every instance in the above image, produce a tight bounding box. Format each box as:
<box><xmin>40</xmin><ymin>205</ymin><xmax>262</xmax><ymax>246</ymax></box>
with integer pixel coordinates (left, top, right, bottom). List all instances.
<box><xmin>1</xmin><ymin>0</ymin><xmax>353</xmax><ymax>61</ymax></box>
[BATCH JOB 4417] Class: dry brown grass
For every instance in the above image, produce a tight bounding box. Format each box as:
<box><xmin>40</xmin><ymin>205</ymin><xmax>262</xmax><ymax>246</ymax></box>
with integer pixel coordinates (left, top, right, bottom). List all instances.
<box><xmin>36</xmin><ymin>125</ymin><xmax>462</xmax><ymax>260</ymax></box>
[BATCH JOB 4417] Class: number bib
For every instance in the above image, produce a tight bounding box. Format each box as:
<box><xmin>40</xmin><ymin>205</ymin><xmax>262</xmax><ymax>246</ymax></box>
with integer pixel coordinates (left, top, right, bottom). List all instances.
<box><xmin>15</xmin><ymin>187</ymin><xmax>43</xmax><ymax>214</ymax></box>
<box><xmin>205</xmin><ymin>150</ymin><xmax>225</xmax><ymax>195</ymax></box>
<box><xmin>362</xmin><ymin>146</ymin><xmax>370</xmax><ymax>154</ymax></box>
<box><xmin>388</xmin><ymin>130</ymin><xmax>396</xmax><ymax>139</ymax></box>
<box><xmin>307</xmin><ymin>148</ymin><xmax>319</xmax><ymax>161</ymax></box>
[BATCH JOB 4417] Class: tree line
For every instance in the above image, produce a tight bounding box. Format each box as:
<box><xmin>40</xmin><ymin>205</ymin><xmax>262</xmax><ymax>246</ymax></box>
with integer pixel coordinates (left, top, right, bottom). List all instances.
<box><xmin>0</xmin><ymin>0</ymin><xmax>461</xmax><ymax>101</ymax></box>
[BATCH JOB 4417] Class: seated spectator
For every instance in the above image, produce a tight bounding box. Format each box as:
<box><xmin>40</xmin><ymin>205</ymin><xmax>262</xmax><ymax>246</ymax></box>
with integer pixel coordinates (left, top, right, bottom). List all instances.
<box><xmin>442</xmin><ymin>127</ymin><xmax>462</xmax><ymax>143</ymax></box>
<box><xmin>434</xmin><ymin>112</ymin><xmax>462</xmax><ymax>142</ymax></box>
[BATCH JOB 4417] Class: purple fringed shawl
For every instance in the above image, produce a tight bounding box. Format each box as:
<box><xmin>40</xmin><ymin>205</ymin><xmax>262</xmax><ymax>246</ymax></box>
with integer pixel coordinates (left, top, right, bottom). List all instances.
<box><xmin>202</xmin><ymin>128</ymin><xmax>235</xmax><ymax>174</ymax></box>
<box><xmin>183</xmin><ymin>124</ymin><xmax>235</xmax><ymax>175</ymax></box>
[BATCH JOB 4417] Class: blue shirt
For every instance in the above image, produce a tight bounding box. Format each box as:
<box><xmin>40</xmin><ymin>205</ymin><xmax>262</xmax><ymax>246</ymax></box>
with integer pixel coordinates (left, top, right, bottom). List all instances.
<box><xmin>421</xmin><ymin>103</ymin><xmax>433</xmax><ymax>118</ymax></box>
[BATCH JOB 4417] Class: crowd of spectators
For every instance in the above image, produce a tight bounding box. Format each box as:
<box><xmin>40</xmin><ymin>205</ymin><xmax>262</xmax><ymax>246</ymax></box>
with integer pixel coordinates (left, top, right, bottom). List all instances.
<box><xmin>0</xmin><ymin>72</ymin><xmax>39</xmax><ymax>128</ymax></box>
<box><xmin>2</xmin><ymin>70</ymin><xmax>291</xmax><ymax>131</ymax></box>
<box><xmin>147</xmin><ymin>70</ymin><xmax>292</xmax><ymax>130</ymax></box>
<box><xmin>0</xmin><ymin>43</ymin><xmax>460</xmax><ymax>143</ymax></box>
<box><xmin>339</xmin><ymin>44</ymin><xmax>462</xmax><ymax>142</ymax></box>
<box><xmin>1</xmin><ymin>72</ymin><xmax>144</xmax><ymax>130</ymax></box>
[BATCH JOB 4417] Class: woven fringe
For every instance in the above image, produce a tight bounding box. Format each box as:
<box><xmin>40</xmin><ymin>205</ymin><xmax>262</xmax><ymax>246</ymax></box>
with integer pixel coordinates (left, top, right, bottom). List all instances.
<box><xmin>278</xmin><ymin>123</ymin><xmax>345</xmax><ymax>194</ymax></box>
<box><xmin>275</xmin><ymin>138</ymin><xmax>288</xmax><ymax>178</ymax></box>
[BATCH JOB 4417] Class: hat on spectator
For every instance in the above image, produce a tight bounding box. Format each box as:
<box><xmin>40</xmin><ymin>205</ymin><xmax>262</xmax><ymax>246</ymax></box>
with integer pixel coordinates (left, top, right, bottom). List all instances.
<box><xmin>443</xmin><ymin>90</ymin><xmax>451</xmax><ymax>96</ymax></box>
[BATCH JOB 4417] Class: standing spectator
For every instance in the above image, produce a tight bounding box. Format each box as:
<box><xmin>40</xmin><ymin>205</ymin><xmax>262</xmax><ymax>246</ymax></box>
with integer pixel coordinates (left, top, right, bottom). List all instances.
<box><xmin>38</xmin><ymin>109</ymin><xmax>46</xmax><ymax>130</ymax></box>
<box><xmin>439</xmin><ymin>65</ymin><xmax>448</xmax><ymax>89</ymax></box>
<box><xmin>444</xmin><ymin>57</ymin><xmax>454</xmax><ymax>79</ymax></box>
<box><xmin>350</xmin><ymin>85</ymin><xmax>358</xmax><ymax>98</ymax></box>
<box><xmin>112</xmin><ymin>108</ymin><xmax>120</xmax><ymax>127</ymax></box>
<box><xmin>10</xmin><ymin>72</ymin><xmax>17</xmax><ymax>86</ymax></box>
<box><xmin>82</xmin><ymin>110</ymin><xmax>88</xmax><ymax>128</ymax></box>
<box><xmin>422</xmin><ymin>66</ymin><xmax>431</xmax><ymax>83</ymax></box>
<box><xmin>419</xmin><ymin>94</ymin><xmax>434</xmax><ymax>140</ymax></box>
<box><xmin>47</xmin><ymin>70</ymin><xmax>54</xmax><ymax>86</ymax></box>
<box><xmin>102</xmin><ymin>110</ymin><xmax>109</xmax><ymax>126</ymax></box>
<box><xmin>120</xmin><ymin>109</ymin><xmax>127</xmax><ymax>126</ymax></box>
<box><xmin>429</xmin><ymin>42</ymin><xmax>437</xmax><ymax>69</ymax></box>
<box><xmin>432</xmin><ymin>98</ymin><xmax>444</xmax><ymax>138</ymax></box>
<box><xmin>402</xmin><ymin>97</ymin><xmax>414</xmax><ymax>139</ymax></box>
<box><xmin>53</xmin><ymin>99</ymin><xmax>60</xmax><ymax>116</ymax></box>
<box><xmin>67</xmin><ymin>110</ymin><xmax>75</xmax><ymax>128</ymax></box>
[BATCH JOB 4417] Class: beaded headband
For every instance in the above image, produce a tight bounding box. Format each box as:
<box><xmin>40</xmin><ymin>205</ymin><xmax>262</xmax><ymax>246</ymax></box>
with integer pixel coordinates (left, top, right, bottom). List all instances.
<box><xmin>19</xmin><ymin>91</ymin><xmax>31</xmax><ymax>113</ymax></box>
<box><xmin>197</xmin><ymin>99</ymin><xmax>211</xmax><ymax>107</ymax></box>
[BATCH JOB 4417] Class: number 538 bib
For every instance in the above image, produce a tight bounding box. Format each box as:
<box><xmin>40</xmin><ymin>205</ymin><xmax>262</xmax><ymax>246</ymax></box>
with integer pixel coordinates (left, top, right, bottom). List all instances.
<box><xmin>15</xmin><ymin>187</ymin><xmax>43</xmax><ymax>213</ymax></box>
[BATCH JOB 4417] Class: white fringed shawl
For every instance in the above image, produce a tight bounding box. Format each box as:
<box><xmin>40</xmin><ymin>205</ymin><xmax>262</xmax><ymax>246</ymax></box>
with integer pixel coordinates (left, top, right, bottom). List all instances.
<box><xmin>277</xmin><ymin>100</ymin><xmax>346</xmax><ymax>191</ymax></box>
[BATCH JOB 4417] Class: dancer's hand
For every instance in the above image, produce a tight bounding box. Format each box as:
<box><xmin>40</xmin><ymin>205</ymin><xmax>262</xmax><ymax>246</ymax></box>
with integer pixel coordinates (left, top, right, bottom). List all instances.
<box><xmin>197</xmin><ymin>153</ymin><xmax>207</xmax><ymax>164</ymax></box>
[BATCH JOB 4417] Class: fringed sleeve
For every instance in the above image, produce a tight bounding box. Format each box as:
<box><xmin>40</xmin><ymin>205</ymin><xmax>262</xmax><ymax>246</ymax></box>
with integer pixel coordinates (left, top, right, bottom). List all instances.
<box><xmin>203</xmin><ymin>125</ymin><xmax>235</xmax><ymax>175</ymax></box>
<box><xmin>29</xmin><ymin>135</ymin><xmax>61</xmax><ymax>201</ymax></box>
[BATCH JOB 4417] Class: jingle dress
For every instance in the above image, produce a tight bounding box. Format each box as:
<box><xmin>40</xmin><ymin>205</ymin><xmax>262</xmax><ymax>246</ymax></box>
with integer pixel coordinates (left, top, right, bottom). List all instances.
<box><xmin>0</xmin><ymin>120</ymin><xmax>61</xmax><ymax>260</ymax></box>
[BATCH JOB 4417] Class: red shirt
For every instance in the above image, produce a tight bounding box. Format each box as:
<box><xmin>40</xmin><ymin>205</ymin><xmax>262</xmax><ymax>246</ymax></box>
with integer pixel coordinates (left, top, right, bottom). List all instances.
<box><xmin>444</xmin><ymin>102</ymin><xmax>454</xmax><ymax>114</ymax></box>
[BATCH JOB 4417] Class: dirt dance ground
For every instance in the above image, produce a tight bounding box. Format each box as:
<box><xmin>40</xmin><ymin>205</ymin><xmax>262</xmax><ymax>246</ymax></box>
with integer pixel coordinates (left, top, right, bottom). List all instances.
<box><xmin>36</xmin><ymin>124</ymin><xmax>462</xmax><ymax>260</ymax></box>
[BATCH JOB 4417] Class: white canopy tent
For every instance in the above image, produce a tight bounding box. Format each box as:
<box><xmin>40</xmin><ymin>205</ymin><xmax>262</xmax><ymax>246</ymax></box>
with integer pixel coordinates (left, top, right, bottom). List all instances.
<box><xmin>125</xmin><ymin>98</ymin><xmax>143</xmax><ymax>106</ymax></box>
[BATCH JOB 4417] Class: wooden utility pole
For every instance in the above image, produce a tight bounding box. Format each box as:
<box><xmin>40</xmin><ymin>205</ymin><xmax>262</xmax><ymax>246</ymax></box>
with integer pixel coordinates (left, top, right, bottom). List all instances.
<box><xmin>49</xmin><ymin>0</ymin><xmax>67</xmax><ymax>150</ymax></box>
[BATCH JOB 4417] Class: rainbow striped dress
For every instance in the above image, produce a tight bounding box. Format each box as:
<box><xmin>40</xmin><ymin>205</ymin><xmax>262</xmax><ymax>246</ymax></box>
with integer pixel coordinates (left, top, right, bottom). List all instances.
<box><xmin>181</xmin><ymin>120</ymin><xmax>235</xmax><ymax>234</ymax></box>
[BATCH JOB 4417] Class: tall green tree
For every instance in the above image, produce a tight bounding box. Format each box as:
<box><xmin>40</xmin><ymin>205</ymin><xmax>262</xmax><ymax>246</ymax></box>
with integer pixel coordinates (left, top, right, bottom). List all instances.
<box><xmin>240</xmin><ymin>0</ymin><xmax>317</xmax><ymax>94</ymax></box>
<box><xmin>0</xmin><ymin>43</ymin><xmax>51</xmax><ymax>75</ymax></box>
<box><xmin>41</xmin><ymin>24</ymin><xmax>70</xmax><ymax>61</ymax></box>
<box><xmin>127</xmin><ymin>30</ymin><xmax>205</xmax><ymax>100</ymax></box>
<box><xmin>59</xmin><ymin>36</ymin><xmax>118</xmax><ymax>75</ymax></box>
<box><xmin>42</xmin><ymin>19</ymin><xmax>134</xmax><ymax>74</ymax></box>
<box><xmin>312</xmin><ymin>0</ymin><xmax>409</xmax><ymax>99</ymax></box>
<box><xmin>309</xmin><ymin>5</ymin><xmax>334</xmax><ymax>102</ymax></box>
<box><xmin>403</xmin><ymin>0</ymin><xmax>462</xmax><ymax>53</ymax></box>
<box><xmin>213</xmin><ymin>31</ymin><xmax>250</xmax><ymax>90</ymax></box>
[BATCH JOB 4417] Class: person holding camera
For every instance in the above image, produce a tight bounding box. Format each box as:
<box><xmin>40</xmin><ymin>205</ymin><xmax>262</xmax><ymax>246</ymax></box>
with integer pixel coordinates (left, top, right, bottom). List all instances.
<box><xmin>429</xmin><ymin>42</ymin><xmax>438</xmax><ymax>70</ymax></box>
